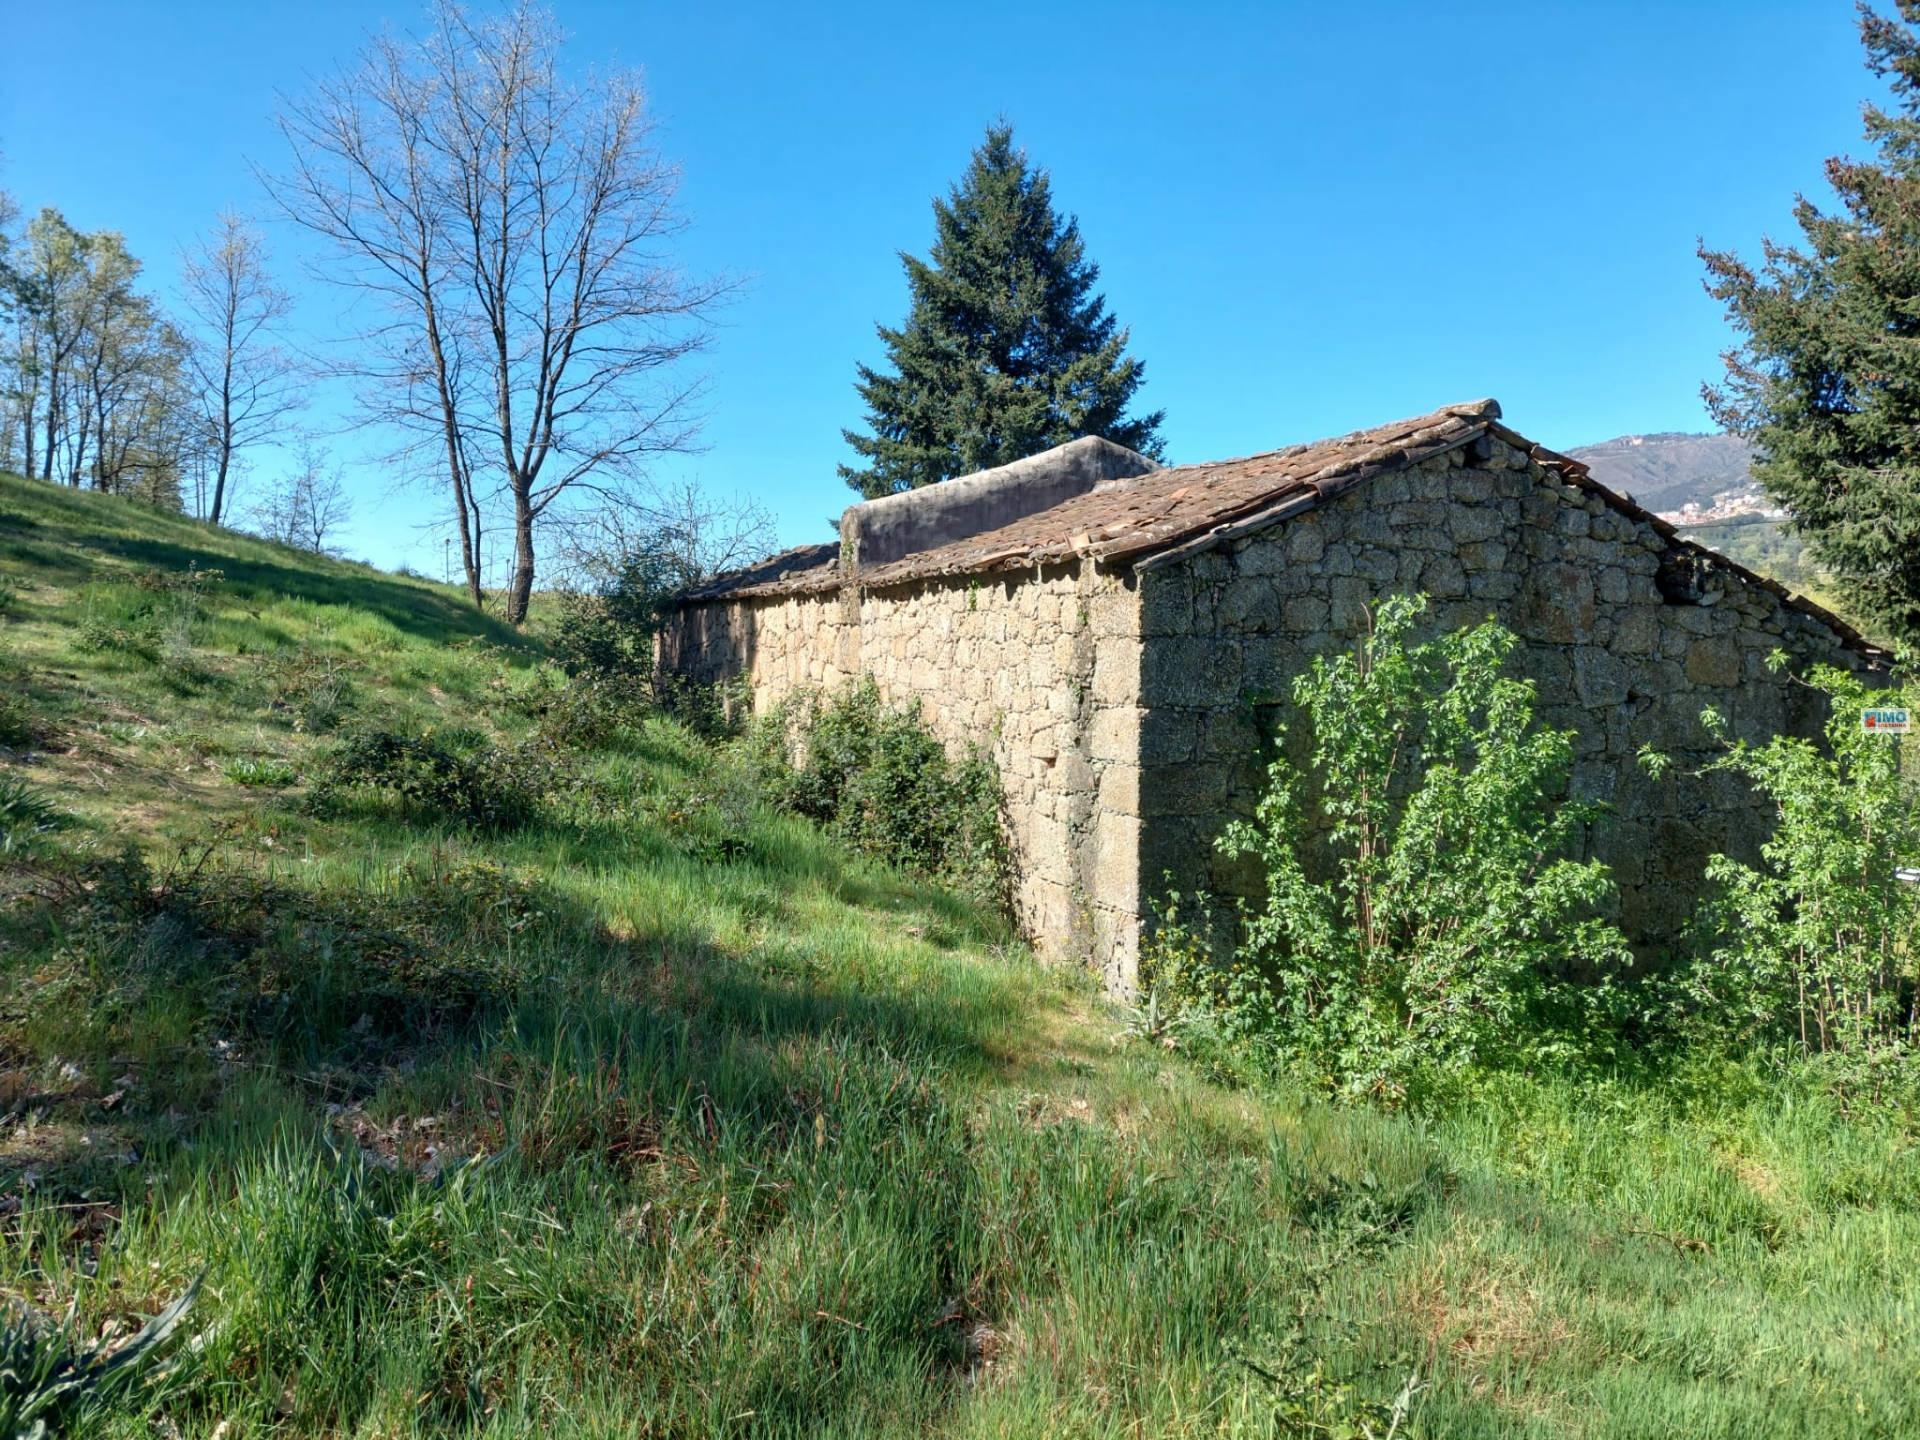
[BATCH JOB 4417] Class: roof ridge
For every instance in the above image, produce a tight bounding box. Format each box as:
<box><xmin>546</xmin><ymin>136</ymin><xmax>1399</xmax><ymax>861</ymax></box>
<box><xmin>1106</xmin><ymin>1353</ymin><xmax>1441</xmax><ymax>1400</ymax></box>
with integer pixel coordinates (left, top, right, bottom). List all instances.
<box><xmin>1135</xmin><ymin>400</ymin><xmax>1504</xmax><ymax>486</ymax></box>
<box><xmin>671</xmin><ymin>398</ymin><xmax>1879</xmax><ymax>660</ymax></box>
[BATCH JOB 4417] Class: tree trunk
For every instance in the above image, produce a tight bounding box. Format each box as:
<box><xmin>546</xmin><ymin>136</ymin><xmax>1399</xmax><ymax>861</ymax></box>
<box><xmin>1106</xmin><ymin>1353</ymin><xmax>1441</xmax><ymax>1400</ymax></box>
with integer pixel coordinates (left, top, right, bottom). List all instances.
<box><xmin>451</xmin><ymin>468</ymin><xmax>483</xmax><ymax>606</ymax></box>
<box><xmin>209</xmin><ymin>446</ymin><xmax>231</xmax><ymax>524</ymax></box>
<box><xmin>40</xmin><ymin>366</ymin><xmax>58</xmax><ymax>482</ymax></box>
<box><xmin>209</xmin><ymin>371</ymin><xmax>233</xmax><ymax>524</ymax></box>
<box><xmin>505</xmin><ymin>490</ymin><xmax>535</xmax><ymax>624</ymax></box>
<box><xmin>419</xmin><ymin>287</ymin><xmax>483</xmax><ymax>608</ymax></box>
<box><xmin>69</xmin><ymin>404</ymin><xmax>90</xmax><ymax>489</ymax></box>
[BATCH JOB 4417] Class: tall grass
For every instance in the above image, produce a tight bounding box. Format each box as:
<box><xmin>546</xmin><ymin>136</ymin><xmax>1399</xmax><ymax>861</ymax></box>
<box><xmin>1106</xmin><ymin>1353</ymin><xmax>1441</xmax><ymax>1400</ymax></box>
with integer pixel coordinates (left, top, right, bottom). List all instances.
<box><xmin>1</xmin><ymin>470</ymin><xmax>1919</xmax><ymax>1436</ymax></box>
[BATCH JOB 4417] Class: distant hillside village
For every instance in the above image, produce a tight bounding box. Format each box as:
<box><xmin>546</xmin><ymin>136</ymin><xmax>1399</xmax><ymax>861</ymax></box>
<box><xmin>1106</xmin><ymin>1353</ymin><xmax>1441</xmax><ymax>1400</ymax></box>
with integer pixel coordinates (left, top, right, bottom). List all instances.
<box><xmin>1572</xmin><ymin>430</ymin><xmax>1817</xmax><ymax>595</ymax></box>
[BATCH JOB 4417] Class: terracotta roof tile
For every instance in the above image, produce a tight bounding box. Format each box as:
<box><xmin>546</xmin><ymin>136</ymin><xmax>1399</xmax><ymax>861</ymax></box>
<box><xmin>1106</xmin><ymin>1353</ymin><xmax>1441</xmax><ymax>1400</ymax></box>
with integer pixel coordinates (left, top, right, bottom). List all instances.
<box><xmin>675</xmin><ymin>400</ymin><xmax>1883</xmax><ymax>659</ymax></box>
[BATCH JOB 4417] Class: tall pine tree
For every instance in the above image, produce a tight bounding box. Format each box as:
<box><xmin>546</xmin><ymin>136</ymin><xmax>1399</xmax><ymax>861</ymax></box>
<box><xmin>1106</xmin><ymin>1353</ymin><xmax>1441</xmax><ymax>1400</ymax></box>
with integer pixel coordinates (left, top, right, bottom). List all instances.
<box><xmin>840</xmin><ymin>125</ymin><xmax>1164</xmax><ymax>499</ymax></box>
<box><xmin>1701</xmin><ymin>3</ymin><xmax>1920</xmax><ymax>642</ymax></box>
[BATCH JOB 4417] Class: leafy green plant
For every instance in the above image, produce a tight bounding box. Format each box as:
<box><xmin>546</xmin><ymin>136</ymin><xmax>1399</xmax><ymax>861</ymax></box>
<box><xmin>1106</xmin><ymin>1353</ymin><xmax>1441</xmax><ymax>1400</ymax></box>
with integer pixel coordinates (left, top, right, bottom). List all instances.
<box><xmin>224</xmin><ymin>755</ymin><xmax>298</xmax><ymax>788</ymax></box>
<box><xmin>75</xmin><ymin>611</ymin><xmax>157</xmax><ymax>660</ymax></box>
<box><xmin>1654</xmin><ymin>661</ymin><xmax>1920</xmax><ymax>1055</ymax></box>
<box><xmin>659</xmin><ymin>674</ymin><xmax>748</xmax><ymax>741</ymax></box>
<box><xmin>0</xmin><ymin>693</ymin><xmax>37</xmax><ymax>750</ymax></box>
<box><xmin>0</xmin><ymin>1276</ymin><xmax>200</xmax><ymax>1437</ymax></box>
<box><xmin>1210</xmin><ymin>594</ymin><xmax>1631</xmax><ymax>1101</ymax></box>
<box><xmin>509</xmin><ymin>666</ymin><xmax>636</xmax><ymax>751</ymax></box>
<box><xmin>747</xmin><ymin>680</ymin><xmax>1007</xmax><ymax>902</ymax></box>
<box><xmin>549</xmin><ymin>548</ymin><xmax>677</xmax><ymax>685</ymax></box>
<box><xmin>0</xmin><ymin>777</ymin><xmax>65</xmax><ymax>855</ymax></box>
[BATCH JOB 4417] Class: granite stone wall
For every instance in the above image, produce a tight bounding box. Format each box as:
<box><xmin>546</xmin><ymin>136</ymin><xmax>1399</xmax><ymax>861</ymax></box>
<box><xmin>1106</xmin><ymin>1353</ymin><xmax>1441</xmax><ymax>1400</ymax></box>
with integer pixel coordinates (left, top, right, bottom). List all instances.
<box><xmin>658</xmin><ymin>563</ymin><xmax>1146</xmax><ymax>989</ymax></box>
<box><xmin>662</xmin><ymin>432</ymin><xmax>1873</xmax><ymax>993</ymax></box>
<box><xmin>1134</xmin><ymin>436</ymin><xmax>1873</xmax><ymax>953</ymax></box>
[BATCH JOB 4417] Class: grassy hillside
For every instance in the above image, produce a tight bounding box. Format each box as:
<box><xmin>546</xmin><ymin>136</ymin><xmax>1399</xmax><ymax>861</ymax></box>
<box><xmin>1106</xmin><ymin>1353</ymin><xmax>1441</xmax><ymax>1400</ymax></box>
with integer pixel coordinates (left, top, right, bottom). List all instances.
<box><xmin>1675</xmin><ymin>512</ymin><xmax>1831</xmax><ymax>601</ymax></box>
<box><xmin>3</xmin><ymin>473</ymin><xmax>1920</xmax><ymax>1438</ymax></box>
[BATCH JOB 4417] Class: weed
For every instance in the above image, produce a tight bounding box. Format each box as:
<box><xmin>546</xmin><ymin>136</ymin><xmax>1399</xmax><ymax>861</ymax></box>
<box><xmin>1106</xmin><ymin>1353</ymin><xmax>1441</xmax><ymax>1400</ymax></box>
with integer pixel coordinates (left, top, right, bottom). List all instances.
<box><xmin>223</xmin><ymin>755</ymin><xmax>298</xmax><ymax>788</ymax></box>
<box><xmin>254</xmin><ymin>646</ymin><xmax>359</xmax><ymax>734</ymax></box>
<box><xmin>75</xmin><ymin>609</ymin><xmax>156</xmax><ymax>660</ymax></box>
<box><xmin>0</xmin><ymin>777</ymin><xmax>64</xmax><ymax>855</ymax></box>
<box><xmin>509</xmin><ymin>665</ymin><xmax>640</xmax><ymax>750</ymax></box>
<box><xmin>0</xmin><ymin>694</ymin><xmax>37</xmax><ymax>749</ymax></box>
<box><xmin>0</xmin><ymin>1277</ymin><xmax>200</xmax><ymax>1437</ymax></box>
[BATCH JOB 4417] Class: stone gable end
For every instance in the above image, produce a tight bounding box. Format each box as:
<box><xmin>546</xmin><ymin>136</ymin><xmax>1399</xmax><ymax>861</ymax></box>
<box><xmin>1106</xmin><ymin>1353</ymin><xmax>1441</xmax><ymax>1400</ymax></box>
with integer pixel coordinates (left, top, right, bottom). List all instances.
<box><xmin>1131</xmin><ymin>436</ymin><xmax>1872</xmax><ymax>976</ymax></box>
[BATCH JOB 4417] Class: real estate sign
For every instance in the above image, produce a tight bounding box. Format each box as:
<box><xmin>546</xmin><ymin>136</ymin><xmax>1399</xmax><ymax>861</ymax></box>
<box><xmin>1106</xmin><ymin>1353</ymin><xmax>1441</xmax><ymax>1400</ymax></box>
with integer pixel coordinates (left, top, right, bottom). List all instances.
<box><xmin>1862</xmin><ymin>706</ymin><xmax>1913</xmax><ymax>734</ymax></box>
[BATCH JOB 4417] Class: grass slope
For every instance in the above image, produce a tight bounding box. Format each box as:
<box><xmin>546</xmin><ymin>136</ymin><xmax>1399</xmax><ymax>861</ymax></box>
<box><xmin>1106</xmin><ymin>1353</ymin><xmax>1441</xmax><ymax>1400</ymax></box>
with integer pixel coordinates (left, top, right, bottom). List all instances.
<box><xmin>2</xmin><ymin>472</ymin><xmax>1919</xmax><ymax>1438</ymax></box>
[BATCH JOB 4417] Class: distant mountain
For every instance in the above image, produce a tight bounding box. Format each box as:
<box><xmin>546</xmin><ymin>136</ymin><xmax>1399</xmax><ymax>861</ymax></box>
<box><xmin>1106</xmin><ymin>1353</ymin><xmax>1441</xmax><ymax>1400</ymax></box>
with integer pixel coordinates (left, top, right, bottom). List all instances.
<box><xmin>1566</xmin><ymin>431</ymin><xmax>1756</xmax><ymax>515</ymax></box>
<box><xmin>1568</xmin><ymin>430</ymin><xmax>1826</xmax><ymax>596</ymax></box>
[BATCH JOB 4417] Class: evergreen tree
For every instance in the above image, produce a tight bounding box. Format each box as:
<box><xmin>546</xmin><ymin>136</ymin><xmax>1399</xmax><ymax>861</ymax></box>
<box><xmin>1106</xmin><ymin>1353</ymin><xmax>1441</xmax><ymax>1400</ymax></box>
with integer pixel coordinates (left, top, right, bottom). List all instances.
<box><xmin>1701</xmin><ymin>3</ymin><xmax>1920</xmax><ymax>642</ymax></box>
<box><xmin>840</xmin><ymin>125</ymin><xmax>1164</xmax><ymax>499</ymax></box>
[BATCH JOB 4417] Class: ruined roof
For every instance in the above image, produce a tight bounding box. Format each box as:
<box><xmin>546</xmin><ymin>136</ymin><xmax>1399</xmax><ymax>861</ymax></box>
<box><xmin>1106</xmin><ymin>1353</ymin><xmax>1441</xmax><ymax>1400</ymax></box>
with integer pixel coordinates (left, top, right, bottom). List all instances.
<box><xmin>681</xmin><ymin>540</ymin><xmax>840</xmax><ymax>597</ymax></box>
<box><xmin>843</xmin><ymin>436</ymin><xmax>1159</xmax><ymax>568</ymax></box>
<box><xmin>675</xmin><ymin>399</ymin><xmax>1880</xmax><ymax>656</ymax></box>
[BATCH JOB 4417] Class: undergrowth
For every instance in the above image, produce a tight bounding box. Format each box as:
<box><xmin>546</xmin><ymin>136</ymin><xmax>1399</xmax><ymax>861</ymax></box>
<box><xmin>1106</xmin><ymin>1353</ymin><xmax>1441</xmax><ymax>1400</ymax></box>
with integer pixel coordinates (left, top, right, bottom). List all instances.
<box><xmin>744</xmin><ymin>679</ymin><xmax>1009</xmax><ymax>908</ymax></box>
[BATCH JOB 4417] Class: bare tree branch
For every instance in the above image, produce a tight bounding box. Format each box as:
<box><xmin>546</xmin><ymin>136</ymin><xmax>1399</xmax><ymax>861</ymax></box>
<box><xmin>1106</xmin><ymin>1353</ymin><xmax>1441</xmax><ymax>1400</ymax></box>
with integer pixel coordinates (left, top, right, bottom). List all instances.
<box><xmin>271</xmin><ymin>1</ymin><xmax>728</xmax><ymax>622</ymax></box>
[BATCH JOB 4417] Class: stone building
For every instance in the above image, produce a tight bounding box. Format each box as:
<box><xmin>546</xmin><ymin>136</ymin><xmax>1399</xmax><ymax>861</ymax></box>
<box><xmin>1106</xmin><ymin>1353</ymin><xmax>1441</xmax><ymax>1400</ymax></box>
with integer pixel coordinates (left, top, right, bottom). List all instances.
<box><xmin>659</xmin><ymin>400</ymin><xmax>1884</xmax><ymax>993</ymax></box>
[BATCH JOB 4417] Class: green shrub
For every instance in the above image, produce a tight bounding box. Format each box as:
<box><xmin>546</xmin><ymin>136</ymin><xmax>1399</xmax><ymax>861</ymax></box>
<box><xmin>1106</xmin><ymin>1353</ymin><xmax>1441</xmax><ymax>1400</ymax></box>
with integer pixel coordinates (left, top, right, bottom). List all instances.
<box><xmin>133</xmin><ymin>561</ymin><xmax>223</xmax><ymax>612</ymax></box>
<box><xmin>1656</xmin><ymin>661</ymin><xmax>1920</xmax><ymax>1055</ymax></box>
<box><xmin>74</xmin><ymin>594</ymin><xmax>158</xmax><ymax>660</ymax></box>
<box><xmin>508</xmin><ymin>666</ymin><xmax>637</xmax><ymax>751</ymax></box>
<box><xmin>1191</xmin><ymin>595</ymin><xmax>1631</xmax><ymax>1102</ymax></box>
<box><xmin>75</xmin><ymin>567</ymin><xmax>224</xmax><ymax>666</ymax></box>
<box><xmin>255</xmin><ymin>647</ymin><xmax>358</xmax><ymax>734</ymax></box>
<box><xmin>0</xmin><ymin>693</ymin><xmax>37</xmax><ymax>749</ymax></box>
<box><xmin>549</xmin><ymin>549</ymin><xmax>676</xmax><ymax>684</ymax></box>
<box><xmin>310</xmin><ymin>727</ymin><xmax>556</xmax><ymax>831</ymax></box>
<box><xmin>748</xmin><ymin>680</ymin><xmax>1007</xmax><ymax>901</ymax></box>
<box><xmin>399</xmin><ymin>852</ymin><xmax>552</xmax><ymax>944</ymax></box>
<box><xmin>522</xmin><ymin>552</ymin><xmax>689</xmax><ymax>750</ymax></box>
<box><xmin>659</xmin><ymin>673</ymin><xmax>748</xmax><ymax>740</ymax></box>
<box><xmin>647</xmin><ymin>761</ymin><xmax>766</xmax><ymax>865</ymax></box>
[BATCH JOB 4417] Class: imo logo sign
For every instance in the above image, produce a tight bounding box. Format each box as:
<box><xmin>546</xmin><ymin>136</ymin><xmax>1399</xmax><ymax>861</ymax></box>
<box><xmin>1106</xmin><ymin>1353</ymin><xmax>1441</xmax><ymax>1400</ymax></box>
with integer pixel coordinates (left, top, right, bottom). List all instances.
<box><xmin>1862</xmin><ymin>707</ymin><xmax>1913</xmax><ymax>734</ymax></box>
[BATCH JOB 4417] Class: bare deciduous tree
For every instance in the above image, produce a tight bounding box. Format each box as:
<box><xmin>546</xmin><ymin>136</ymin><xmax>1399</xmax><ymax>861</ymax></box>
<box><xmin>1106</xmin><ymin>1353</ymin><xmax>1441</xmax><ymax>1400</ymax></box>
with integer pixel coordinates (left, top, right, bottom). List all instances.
<box><xmin>269</xmin><ymin>1</ymin><xmax>724</xmax><ymax>622</ymax></box>
<box><xmin>251</xmin><ymin>438</ymin><xmax>353</xmax><ymax>554</ymax></box>
<box><xmin>548</xmin><ymin>475</ymin><xmax>776</xmax><ymax>592</ymax></box>
<box><xmin>267</xmin><ymin>31</ymin><xmax>488</xmax><ymax>603</ymax></box>
<box><xmin>179</xmin><ymin>212</ymin><xmax>299</xmax><ymax>525</ymax></box>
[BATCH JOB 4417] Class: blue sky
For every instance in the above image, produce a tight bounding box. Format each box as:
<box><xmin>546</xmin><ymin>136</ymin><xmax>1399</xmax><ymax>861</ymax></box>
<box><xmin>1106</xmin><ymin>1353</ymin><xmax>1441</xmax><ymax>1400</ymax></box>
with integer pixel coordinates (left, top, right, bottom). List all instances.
<box><xmin>2</xmin><ymin>1</ymin><xmax>1876</xmax><ymax>575</ymax></box>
